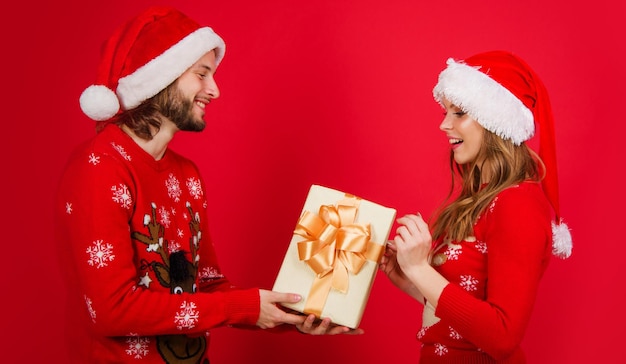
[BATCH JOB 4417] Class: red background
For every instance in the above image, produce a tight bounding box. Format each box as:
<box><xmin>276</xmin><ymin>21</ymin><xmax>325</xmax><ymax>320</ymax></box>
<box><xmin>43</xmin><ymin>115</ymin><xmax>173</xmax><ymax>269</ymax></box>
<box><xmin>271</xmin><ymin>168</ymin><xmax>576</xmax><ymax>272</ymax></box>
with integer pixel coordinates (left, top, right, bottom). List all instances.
<box><xmin>5</xmin><ymin>0</ymin><xmax>624</xmax><ymax>362</ymax></box>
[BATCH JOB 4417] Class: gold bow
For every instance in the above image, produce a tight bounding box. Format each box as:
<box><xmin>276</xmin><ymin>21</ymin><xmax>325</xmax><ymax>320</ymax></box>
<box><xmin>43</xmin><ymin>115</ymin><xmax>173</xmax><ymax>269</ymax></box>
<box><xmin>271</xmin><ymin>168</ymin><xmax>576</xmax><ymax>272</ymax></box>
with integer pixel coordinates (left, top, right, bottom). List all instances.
<box><xmin>294</xmin><ymin>195</ymin><xmax>384</xmax><ymax>317</ymax></box>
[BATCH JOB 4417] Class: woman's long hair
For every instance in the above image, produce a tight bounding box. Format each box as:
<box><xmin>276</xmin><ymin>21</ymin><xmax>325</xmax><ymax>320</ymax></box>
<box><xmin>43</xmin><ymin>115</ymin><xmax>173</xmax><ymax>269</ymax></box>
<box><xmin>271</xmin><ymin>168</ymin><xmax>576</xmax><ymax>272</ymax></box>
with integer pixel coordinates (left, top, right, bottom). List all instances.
<box><xmin>431</xmin><ymin>129</ymin><xmax>545</xmax><ymax>242</ymax></box>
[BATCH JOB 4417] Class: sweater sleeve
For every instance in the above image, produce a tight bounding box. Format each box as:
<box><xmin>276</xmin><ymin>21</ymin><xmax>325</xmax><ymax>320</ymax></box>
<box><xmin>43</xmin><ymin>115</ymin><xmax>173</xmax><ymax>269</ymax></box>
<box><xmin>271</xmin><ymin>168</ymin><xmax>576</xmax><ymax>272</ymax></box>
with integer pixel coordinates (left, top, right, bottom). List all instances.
<box><xmin>57</xmin><ymin>149</ymin><xmax>260</xmax><ymax>338</ymax></box>
<box><xmin>434</xmin><ymin>184</ymin><xmax>552</xmax><ymax>360</ymax></box>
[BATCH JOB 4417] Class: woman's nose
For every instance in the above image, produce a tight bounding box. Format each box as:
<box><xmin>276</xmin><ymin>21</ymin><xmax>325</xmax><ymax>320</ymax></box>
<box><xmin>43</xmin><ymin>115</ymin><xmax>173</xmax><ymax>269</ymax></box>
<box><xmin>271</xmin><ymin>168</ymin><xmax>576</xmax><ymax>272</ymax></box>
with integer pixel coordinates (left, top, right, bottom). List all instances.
<box><xmin>439</xmin><ymin>115</ymin><xmax>452</xmax><ymax>131</ymax></box>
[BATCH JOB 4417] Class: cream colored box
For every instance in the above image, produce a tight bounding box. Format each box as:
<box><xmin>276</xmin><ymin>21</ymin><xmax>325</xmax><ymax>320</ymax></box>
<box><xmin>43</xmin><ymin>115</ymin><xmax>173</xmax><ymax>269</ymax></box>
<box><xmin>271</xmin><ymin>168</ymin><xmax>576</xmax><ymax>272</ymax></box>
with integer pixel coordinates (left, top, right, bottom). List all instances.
<box><xmin>272</xmin><ymin>185</ymin><xmax>396</xmax><ymax>328</ymax></box>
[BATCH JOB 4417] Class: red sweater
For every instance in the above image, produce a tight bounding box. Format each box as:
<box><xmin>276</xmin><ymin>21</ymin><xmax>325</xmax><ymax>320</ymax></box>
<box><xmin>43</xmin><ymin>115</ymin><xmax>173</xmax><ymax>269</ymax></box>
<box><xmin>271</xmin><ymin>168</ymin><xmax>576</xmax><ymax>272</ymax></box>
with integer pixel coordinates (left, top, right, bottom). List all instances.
<box><xmin>55</xmin><ymin>124</ymin><xmax>261</xmax><ymax>363</ymax></box>
<box><xmin>418</xmin><ymin>182</ymin><xmax>552</xmax><ymax>363</ymax></box>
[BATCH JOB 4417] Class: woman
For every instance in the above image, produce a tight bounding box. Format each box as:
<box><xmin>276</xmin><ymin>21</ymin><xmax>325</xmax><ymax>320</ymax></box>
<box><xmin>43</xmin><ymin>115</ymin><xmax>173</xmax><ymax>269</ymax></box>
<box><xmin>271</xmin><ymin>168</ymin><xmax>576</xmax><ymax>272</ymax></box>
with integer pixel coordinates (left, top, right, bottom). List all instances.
<box><xmin>381</xmin><ymin>51</ymin><xmax>572</xmax><ymax>363</ymax></box>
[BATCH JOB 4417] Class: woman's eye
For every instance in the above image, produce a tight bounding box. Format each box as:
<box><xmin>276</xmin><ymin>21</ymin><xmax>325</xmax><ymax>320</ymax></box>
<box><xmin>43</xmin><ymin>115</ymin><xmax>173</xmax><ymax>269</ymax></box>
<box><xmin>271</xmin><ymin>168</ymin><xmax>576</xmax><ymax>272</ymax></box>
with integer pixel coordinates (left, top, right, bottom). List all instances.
<box><xmin>454</xmin><ymin>111</ymin><xmax>466</xmax><ymax>117</ymax></box>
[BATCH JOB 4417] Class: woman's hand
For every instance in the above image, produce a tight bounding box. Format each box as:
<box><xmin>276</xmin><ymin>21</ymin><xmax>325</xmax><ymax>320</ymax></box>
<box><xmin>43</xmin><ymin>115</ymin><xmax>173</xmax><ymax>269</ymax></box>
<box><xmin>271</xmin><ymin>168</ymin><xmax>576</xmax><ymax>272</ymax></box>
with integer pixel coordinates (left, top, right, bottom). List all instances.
<box><xmin>380</xmin><ymin>239</ymin><xmax>425</xmax><ymax>303</ymax></box>
<box><xmin>393</xmin><ymin>213</ymin><xmax>448</xmax><ymax>308</ymax></box>
<box><xmin>394</xmin><ymin>213</ymin><xmax>432</xmax><ymax>272</ymax></box>
<box><xmin>296</xmin><ymin>314</ymin><xmax>364</xmax><ymax>335</ymax></box>
<box><xmin>380</xmin><ymin>242</ymin><xmax>410</xmax><ymax>288</ymax></box>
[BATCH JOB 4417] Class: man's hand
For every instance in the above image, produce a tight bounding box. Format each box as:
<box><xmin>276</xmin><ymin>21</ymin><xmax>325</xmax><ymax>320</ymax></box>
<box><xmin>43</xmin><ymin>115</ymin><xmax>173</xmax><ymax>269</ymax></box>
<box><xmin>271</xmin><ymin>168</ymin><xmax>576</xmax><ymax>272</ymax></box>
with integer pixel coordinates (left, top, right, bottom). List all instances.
<box><xmin>256</xmin><ymin>290</ymin><xmax>307</xmax><ymax>329</ymax></box>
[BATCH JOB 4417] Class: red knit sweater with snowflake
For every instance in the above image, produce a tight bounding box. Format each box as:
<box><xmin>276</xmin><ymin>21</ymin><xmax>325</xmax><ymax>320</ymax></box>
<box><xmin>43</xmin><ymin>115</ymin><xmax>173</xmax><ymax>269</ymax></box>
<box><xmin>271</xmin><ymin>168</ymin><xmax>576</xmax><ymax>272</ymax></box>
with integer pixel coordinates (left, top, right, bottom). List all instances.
<box><xmin>418</xmin><ymin>182</ymin><xmax>552</xmax><ymax>363</ymax></box>
<box><xmin>55</xmin><ymin>124</ymin><xmax>261</xmax><ymax>363</ymax></box>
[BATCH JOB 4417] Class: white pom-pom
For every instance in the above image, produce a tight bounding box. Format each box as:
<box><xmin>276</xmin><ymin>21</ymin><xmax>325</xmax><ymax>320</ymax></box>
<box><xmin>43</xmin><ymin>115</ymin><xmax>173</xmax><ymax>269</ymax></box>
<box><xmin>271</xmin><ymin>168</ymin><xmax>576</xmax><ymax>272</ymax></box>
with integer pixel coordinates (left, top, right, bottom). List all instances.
<box><xmin>552</xmin><ymin>220</ymin><xmax>572</xmax><ymax>259</ymax></box>
<box><xmin>79</xmin><ymin>85</ymin><xmax>120</xmax><ymax>121</ymax></box>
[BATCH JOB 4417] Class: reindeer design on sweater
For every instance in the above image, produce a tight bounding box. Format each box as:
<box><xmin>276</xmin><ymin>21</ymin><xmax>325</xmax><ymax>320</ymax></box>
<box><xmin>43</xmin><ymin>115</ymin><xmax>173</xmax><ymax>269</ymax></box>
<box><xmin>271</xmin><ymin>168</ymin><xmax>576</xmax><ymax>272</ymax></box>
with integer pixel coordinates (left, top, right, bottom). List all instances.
<box><xmin>132</xmin><ymin>202</ymin><xmax>207</xmax><ymax>364</ymax></box>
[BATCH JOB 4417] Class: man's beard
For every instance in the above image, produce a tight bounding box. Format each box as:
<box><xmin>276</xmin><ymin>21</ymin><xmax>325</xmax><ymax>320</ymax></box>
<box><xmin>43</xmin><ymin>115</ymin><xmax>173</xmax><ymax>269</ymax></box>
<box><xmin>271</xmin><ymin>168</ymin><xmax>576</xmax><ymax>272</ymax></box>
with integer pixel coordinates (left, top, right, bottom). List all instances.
<box><xmin>159</xmin><ymin>86</ymin><xmax>206</xmax><ymax>132</ymax></box>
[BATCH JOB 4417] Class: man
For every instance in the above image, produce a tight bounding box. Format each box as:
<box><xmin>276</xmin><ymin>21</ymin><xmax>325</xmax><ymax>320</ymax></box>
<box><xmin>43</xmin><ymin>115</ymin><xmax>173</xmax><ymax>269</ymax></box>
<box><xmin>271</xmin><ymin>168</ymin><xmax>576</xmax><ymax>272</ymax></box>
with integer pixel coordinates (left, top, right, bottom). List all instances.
<box><xmin>56</xmin><ymin>6</ymin><xmax>354</xmax><ymax>363</ymax></box>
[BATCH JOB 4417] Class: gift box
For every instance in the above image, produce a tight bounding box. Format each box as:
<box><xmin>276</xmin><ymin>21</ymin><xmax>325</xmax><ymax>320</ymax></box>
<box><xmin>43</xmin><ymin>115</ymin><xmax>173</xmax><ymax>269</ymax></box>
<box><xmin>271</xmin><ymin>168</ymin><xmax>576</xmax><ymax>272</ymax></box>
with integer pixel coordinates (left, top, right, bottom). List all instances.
<box><xmin>272</xmin><ymin>184</ymin><xmax>396</xmax><ymax>328</ymax></box>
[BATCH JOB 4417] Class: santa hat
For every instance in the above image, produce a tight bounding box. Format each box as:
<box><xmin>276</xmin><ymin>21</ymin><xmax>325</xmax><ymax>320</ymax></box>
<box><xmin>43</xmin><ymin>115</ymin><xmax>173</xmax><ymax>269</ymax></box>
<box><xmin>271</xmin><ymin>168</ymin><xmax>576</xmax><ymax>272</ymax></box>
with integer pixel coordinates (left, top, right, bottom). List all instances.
<box><xmin>433</xmin><ymin>51</ymin><xmax>572</xmax><ymax>259</ymax></box>
<box><xmin>79</xmin><ymin>6</ymin><xmax>225</xmax><ymax>121</ymax></box>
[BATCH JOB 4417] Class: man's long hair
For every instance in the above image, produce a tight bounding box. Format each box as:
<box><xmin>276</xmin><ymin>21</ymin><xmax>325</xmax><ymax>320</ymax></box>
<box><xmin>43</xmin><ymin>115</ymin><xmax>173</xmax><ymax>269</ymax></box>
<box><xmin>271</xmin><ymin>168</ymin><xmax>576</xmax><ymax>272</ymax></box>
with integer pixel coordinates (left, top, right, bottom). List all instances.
<box><xmin>96</xmin><ymin>81</ymin><xmax>181</xmax><ymax>140</ymax></box>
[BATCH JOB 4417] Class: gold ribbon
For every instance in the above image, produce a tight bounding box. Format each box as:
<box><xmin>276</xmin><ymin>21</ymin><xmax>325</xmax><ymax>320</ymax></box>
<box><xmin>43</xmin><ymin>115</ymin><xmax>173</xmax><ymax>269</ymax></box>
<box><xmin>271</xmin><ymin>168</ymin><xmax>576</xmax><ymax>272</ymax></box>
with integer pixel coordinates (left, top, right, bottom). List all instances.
<box><xmin>294</xmin><ymin>195</ymin><xmax>384</xmax><ymax>317</ymax></box>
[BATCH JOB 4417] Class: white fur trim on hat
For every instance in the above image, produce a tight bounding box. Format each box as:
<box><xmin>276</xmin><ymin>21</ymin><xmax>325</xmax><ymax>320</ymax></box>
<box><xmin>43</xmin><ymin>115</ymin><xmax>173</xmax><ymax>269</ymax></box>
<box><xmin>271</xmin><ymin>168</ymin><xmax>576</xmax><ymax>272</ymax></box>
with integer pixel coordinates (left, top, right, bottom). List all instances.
<box><xmin>433</xmin><ymin>58</ymin><xmax>535</xmax><ymax>145</ymax></box>
<box><xmin>552</xmin><ymin>220</ymin><xmax>572</xmax><ymax>259</ymax></box>
<box><xmin>116</xmin><ymin>27</ymin><xmax>225</xmax><ymax>111</ymax></box>
<box><xmin>79</xmin><ymin>85</ymin><xmax>121</xmax><ymax>121</ymax></box>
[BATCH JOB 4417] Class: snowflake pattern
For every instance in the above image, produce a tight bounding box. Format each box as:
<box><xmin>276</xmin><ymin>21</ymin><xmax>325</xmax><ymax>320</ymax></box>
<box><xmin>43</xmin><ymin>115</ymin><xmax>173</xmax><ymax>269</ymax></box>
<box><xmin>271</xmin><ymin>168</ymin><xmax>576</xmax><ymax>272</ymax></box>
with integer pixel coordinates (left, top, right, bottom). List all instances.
<box><xmin>125</xmin><ymin>335</ymin><xmax>150</xmax><ymax>359</ymax></box>
<box><xmin>168</xmin><ymin>241</ymin><xmax>182</xmax><ymax>254</ymax></box>
<box><xmin>186</xmin><ymin>177</ymin><xmax>203</xmax><ymax>200</ymax></box>
<box><xmin>86</xmin><ymin>240</ymin><xmax>115</xmax><ymax>268</ymax></box>
<box><xmin>177</xmin><ymin>228</ymin><xmax>185</xmax><ymax>238</ymax></box>
<box><xmin>475</xmin><ymin>241</ymin><xmax>488</xmax><ymax>254</ymax></box>
<box><xmin>199</xmin><ymin>266</ymin><xmax>224</xmax><ymax>282</ymax></box>
<box><xmin>158</xmin><ymin>205</ymin><xmax>171</xmax><ymax>228</ymax></box>
<box><xmin>175</xmin><ymin>301</ymin><xmax>200</xmax><ymax>330</ymax></box>
<box><xmin>84</xmin><ymin>295</ymin><xmax>96</xmax><ymax>323</ymax></box>
<box><xmin>476</xmin><ymin>201</ymin><xmax>492</xmax><ymax>222</ymax></box>
<box><xmin>417</xmin><ymin>326</ymin><xmax>428</xmax><ymax>340</ymax></box>
<box><xmin>65</xmin><ymin>202</ymin><xmax>73</xmax><ymax>214</ymax></box>
<box><xmin>488</xmin><ymin>196</ymin><xmax>499</xmax><ymax>213</ymax></box>
<box><xmin>165</xmin><ymin>173</ymin><xmax>182</xmax><ymax>202</ymax></box>
<box><xmin>88</xmin><ymin>153</ymin><xmax>100</xmax><ymax>165</ymax></box>
<box><xmin>111</xmin><ymin>142</ymin><xmax>132</xmax><ymax>161</ymax></box>
<box><xmin>459</xmin><ymin>275</ymin><xmax>479</xmax><ymax>292</ymax></box>
<box><xmin>449</xmin><ymin>326</ymin><xmax>462</xmax><ymax>340</ymax></box>
<box><xmin>444</xmin><ymin>245</ymin><xmax>462</xmax><ymax>261</ymax></box>
<box><xmin>111</xmin><ymin>184</ymin><xmax>132</xmax><ymax>209</ymax></box>
<box><xmin>434</xmin><ymin>343</ymin><xmax>448</xmax><ymax>356</ymax></box>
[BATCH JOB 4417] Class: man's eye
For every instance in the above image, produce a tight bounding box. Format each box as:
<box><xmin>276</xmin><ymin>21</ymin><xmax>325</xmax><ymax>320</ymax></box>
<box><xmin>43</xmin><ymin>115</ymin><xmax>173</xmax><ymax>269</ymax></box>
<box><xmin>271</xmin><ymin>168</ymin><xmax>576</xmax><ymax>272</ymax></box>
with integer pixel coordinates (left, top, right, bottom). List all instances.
<box><xmin>454</xmin><ymin>111</ymin><xmax>466</xmax><ymax>116</ymax></box>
